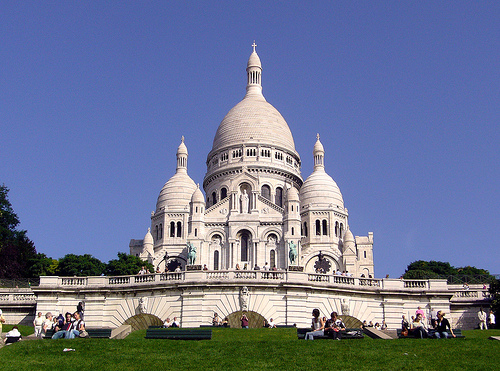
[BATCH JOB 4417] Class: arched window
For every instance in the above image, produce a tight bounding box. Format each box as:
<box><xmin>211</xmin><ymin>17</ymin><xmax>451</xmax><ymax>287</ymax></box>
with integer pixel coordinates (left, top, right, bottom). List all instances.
<box><xmin>261</xmin><ymin>185</ymin><xmax>271</xmax><ymax>200</ymax></box>
<box><xmin>214</xmin><ymin>250</ymin><xmax>219</xmax><ymax>270</ymax></box>
<box><xmin>339</xmin><ymin>223</ymin><xmax>344</xmax><ymax>237</ymax></box>
<box><xmin>304</xmin><ymin>222</ymin><xmax>308</xmax><ymax>237</ymax></box>
<box><xmin>170</xmin><ymin>222</ymin><xmax>175</xmax><ymax>237</ymax></box>
<box><xmin>270</xmin><ymin>249</ymin><xmax>276</xmax><ymax>269</ymax></box>
<box><xmin>241</xmin><ymin>232</ymin><xmax>249</xmax><ymax>261</ymax></box>
<box><xmin>194</xmin><ymin>228</ymin><xmax>198</xmax><ymax>237</ymax></box>
<box><xmin>211</xmin><ymin>191</ymin><xmax>217</xmax><ymax>206</ymax></box>
<box><xmin>315</xmin><ymin>220</ymin><xmax>321</xmax><ymax>235</ymax></box>
<box><xmin>155</xmin><ymin>225</ymin><xmax>159</xmax><ymax>240</ymax></box>
<box><xmin>275</xmin><ymin>187</ymin><xmax>283</xmax><ymax>207</ymax></box>
<box><xmin>176</xmin><ymin>221</ymin><xmax>182</xmax><ymax>237</ymax></box>
<box><xmin>221</xmin><ymin>188</ymin><xmax>227</xmax><ymax>200</ymax></box>
<box><xmin>291</xmin><ymin>227</ymin><xmax>295</xmax><ymax>236</ymax></box>
<box><xmin>159</xmin><ymin>224</ymin><xmax>163</xmax><ymax>239</ymax></box>
<box><xmin>335</xmin><ymin>221</ymin><xmax>339</xmax><ymax>237</ymax></box>
<box><xmin>322</xmin><ymin>220</ymin><xmax>328</xmax><ymax>236</ymax></box>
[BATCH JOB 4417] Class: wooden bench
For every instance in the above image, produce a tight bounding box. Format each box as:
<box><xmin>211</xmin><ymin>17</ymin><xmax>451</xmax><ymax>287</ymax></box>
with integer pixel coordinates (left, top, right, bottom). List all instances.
<box><xmin>43</xmin><ymin>328</ymin><xmax>112</xmax><ymax>339</ymax></box>
<box><xmin>397</xmin><ymin>328</ymin><xmax>464</xmax><ymax>339</ymax></box>
<box><xmin>297</xmin><ymin>328</ymin><xmax>364</xmax><ymax>339</ymax></box>
<box><xmin>145</xmin><ymin>328</ymin><xmax>212</xmax><ymax>340</ymax></box>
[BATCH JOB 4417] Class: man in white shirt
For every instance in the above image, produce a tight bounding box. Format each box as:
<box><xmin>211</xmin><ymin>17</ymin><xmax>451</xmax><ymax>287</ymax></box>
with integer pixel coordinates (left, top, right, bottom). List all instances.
<box><xmin>4</xmin><ymin>326</ymin><xmax>21</xmax><ymax>344</ymax></box>
<box><xmin>33</xmin><ymin>312</ymin><xmax>44</xmax><ymax>338</ymax></box>
<box><xmin>263</xmin><ymin>262</ymin><xmax>269</xmax><ymax>271</ymax></box>
<box><xmin>267</xmin><ymin>318</ymin><xmax>276</xmax><ymax>328</ymax></box>
<box><xmin>478</xmin><ymin>308</ymin><xmax>488</xmax><ymax>330</ymax></box>
<box><xmin>171</xmin><ymin>317</ymin><xmax>180</xmax><ymax>328</ymax></box>
<box><xmin>488</xmin><ymin>310</ymin><xmax>496</xmax><ymax>329</ymax></box>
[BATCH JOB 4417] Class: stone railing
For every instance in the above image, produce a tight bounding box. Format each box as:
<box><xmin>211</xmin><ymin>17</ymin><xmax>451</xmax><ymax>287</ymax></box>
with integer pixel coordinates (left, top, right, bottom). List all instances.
<box><xmin>0</xmin><ymin>291</ymin><xmax>36</xmax><ymax>304</ymax></box>
<box><xmin>451</xmin><ymin>290</ymin><xmax>490</xmax><ymax>301</ymax></box>
<box><xmin>36</xmin><ymin>273</ymin><xmax>449</xmax><ymax>293</ymax></box>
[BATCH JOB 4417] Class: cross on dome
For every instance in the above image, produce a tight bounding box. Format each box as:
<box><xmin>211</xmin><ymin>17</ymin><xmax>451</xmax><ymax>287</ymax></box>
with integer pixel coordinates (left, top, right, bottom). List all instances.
<box><xmin>316</xmin><ymin>133</ymin><xmax>320</xmax><ymax>140</ymax></box>
<box><xmin>252</xmin><ymin>41</ymin><xmax>257</xmax><ymax>52</ymax></box>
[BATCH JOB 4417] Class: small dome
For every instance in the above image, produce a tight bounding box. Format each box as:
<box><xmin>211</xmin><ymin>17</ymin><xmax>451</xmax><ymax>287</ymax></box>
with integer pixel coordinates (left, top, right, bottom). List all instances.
<box><xmin>300</xmin><ymin>170</ymin><xmax>344</xmax><ymax>209</ymax></box>
<box><xmin>287</xmin><ymin>186</ymin><xmax>300</xmax><ymax>201</ymax></box>
<box><xmin>144</xmin><ymin>228</ymin><xmax>153</xmax><ymax>245</ymax></box>
<box><xmin>191</xmin><ymin>184</ymin><xmax>205</xmax><ymax>203</ymax></box>
<box><xmin>156</xmin><ymin>172</ymin><xmax>197</xmax><ymax>211</ymax></box>
<box><xmin>313</xmin><ymin>135</ymin><xmax>324</xmax><ymax>154</ymax></box>
<box><xmin>344</xmin><ymin>228</ymin><xmax>354</xmax><ymax>242</ymax></box>
<box><xmin>247</xmin><ymin>51</ymin><xmax>261</xmax><ymax>69</ymax></box>
<box><xmin>177</xmin><ymin>136</ymin><xmax>188</xmax><ymax>156</ymax></box>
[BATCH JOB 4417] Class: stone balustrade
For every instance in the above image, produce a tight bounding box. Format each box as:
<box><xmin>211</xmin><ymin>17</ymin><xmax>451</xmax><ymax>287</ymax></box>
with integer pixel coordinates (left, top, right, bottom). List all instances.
<box><xmin>35</xmin><ymin>272</ymin><xmax>453</xmax><ymax>293</ymax></box>
<box><xmin>0</xmin><ymin>289</ymin><xmax>36</xmax><ymax>304</ymax></box>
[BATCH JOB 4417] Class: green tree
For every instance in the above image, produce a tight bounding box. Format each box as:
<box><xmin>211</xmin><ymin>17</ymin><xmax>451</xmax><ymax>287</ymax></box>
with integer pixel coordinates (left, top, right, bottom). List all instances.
<box><xmin>27</xmin><ymin>253</ymin><xmax>59</xmax><ymax>277</ymax></box>
<box><xmin>106</xmin><ymin>253</ymin><xmax>154</xmax><ymax>276</ymax></box>
<box><xmin>403</xmin><ymin>260</ymin><xmax>493</xmax><ymax>282</ymax></box>
<box><xmin>57</xmin><ymin>254</ymin><xmax>106</xmax><ymax>276</ymax></box>
<box><xmin>489</xmin><ymin>279</ymin><xmax>500</xmax><ymax>321</ymax></box>
<box><xmin>0</xmin><ymin>185</ymin><xmax>38</xmax><ymax>278</ymax></box>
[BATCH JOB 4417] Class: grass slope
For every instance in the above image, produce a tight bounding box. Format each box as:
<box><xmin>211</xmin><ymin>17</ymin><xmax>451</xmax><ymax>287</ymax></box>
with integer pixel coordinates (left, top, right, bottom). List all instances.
<box><xmin>1</xmin><ymin>328</ymin><xmax>499</xmax><ymax>370</ymax></box>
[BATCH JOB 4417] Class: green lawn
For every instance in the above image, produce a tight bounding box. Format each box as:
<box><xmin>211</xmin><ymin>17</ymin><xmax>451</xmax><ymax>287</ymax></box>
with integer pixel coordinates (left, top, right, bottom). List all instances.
<box><xmin>1</xmin><ymin>328</ymin><xmax>499</xmax><ymax>370</ymax></box>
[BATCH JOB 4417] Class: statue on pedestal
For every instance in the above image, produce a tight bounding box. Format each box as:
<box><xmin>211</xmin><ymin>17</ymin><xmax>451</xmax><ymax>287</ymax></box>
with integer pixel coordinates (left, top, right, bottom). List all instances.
<box><xmin>288</xmin><ymin>240</ymin><xmax>297</xmax><ymax>265</ymax></box>
<box><xmin>240</xmin><ymin>189</ymin><xmax>249</xmax><ymax>213</ymax></box>
<box><xmin>187</xmin><ymin>242</ymin><xmax>197</xmax><ymax>265</ymax></box>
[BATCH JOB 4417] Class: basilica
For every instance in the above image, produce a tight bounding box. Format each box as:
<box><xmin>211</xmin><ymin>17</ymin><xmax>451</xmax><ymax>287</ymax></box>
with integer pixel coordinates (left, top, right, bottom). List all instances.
<box><xmin>130</xmin><ymin>45</ymin><xmax>374</xmax><ymax>277</ymax></box>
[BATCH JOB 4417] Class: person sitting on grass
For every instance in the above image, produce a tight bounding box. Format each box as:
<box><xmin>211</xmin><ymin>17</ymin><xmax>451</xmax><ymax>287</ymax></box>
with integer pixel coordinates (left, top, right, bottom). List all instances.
<box><xmin>267</xmin><ymin>318</ymin><xmax>276</xmax><ymax>328</ymax></box>
<box><xmin>71</xmin><ymin>311</ymin><xmax>87</xmax><ymax>338</ymax></box>
<box><xmin>324</xmin><ymin>312</ymin><xmax>345</xmax><ymax>340</ymax></box>
<box><xmin>212</xmin><ymin>313</ymin><xmax>221</xmax><ymax>326</ymax></box>
<box><xmin>305</xmin><ymin>309</ymin><xmax>325</xmax><ymax>340</ymax></box>
<box><xmin>410</xmin><ymin>313</ymin><xmax>428</xmax><ymax>338</ymax></box>
<box><xmin>434</xmin><ymin>311</ymin><xmax>455</xmax><ymax>339</ymax></box>
<box><xmin>163</xmin><ymin>317</ymin><xmax>172</xmax><ymax>328</ymax></box>
<box><xmin>221</xmin><ymin>317</ymin><xmax>229</xmax><ymax>327</ymax></box>
<box><xmin>52</xmin><ymin>312</ymin><xmax>74</xmax><ymax>339</ymax></box>
<box><xmin>171</xmin><ymin>317</ymin><xmax>180</xmax><ymax>328</ymax></box>
<box><xmin>4</xmin><ymin>326</ymin><xmax>22</xmax><ymax>344</ymax></box>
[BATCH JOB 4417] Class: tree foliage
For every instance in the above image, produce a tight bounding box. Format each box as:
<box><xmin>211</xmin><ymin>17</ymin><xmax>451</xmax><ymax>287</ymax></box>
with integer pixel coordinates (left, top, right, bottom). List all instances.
<box><xmin>57</xmin><ymin>254</ymin><xmax>106</xmax><ymax>277</ymax></box>
<box><xmin>0</xmin><ymin>185</ymin><xmax>38</xmax><ymax>278</ymax></box>
<box><xmin>106</xmin><ymin>252</ymin><xmax>154</xmax><ymax>276</ymax></box>
<box><xmin>403</xmin><ymin>260</ymin><xmax>493</xmax><ymax>281</ymax></box>
<box><xmin>489</xmin><ymin>279</ymin><xmax>500</xmax><ymax>317</ymax></box>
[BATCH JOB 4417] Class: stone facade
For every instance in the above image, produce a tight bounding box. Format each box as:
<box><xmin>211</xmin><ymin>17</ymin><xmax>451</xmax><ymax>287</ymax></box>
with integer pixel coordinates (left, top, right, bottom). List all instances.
<box><xmin>130</xmin><ymin>45</ymin><xmax>374</xmax><ymax>277</ymax></box>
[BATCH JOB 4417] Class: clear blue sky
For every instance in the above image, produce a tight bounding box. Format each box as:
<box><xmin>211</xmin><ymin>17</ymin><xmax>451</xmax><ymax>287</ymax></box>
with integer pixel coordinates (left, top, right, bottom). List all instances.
<box><xmin>1</xmin><ymin>1</ymin><xmax>499</xmax><ymax>277</ymax></box>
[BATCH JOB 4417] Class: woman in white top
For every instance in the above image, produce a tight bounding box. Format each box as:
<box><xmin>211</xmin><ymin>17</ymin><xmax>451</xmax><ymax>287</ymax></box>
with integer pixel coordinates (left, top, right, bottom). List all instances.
<box><xmin>305</xmin><ymin>309</ymin><xmax>325</xmax><ymax>340</ymax></box>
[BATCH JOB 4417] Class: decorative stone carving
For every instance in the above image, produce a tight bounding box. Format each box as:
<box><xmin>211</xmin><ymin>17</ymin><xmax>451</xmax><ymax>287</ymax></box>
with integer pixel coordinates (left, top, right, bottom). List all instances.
<box><xmin>240</xmin><ymin>286</ymin><xmax>249</xmax><ymax>311</ymax></box>
<box><xmin>341</xmin><ymin>299</ymin><xmax>350</xmax><ymax>316</ymax></box>
<box><xmin>220</xmin><ymin>208</ymin><xmax>228</xmax><ymax>214</ymax></box>
<box><xmin>139</xmin><ymin>297</ymin><xmax>148</xmax><ymax>313</ymax></box>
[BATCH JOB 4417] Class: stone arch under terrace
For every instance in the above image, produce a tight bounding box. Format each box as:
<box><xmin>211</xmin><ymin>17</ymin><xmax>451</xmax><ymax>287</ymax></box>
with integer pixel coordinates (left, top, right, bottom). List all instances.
<box><xmin>124</xmin><ymin>313</ymin><xmax>162</xmax><ymax>331</ymax></box>
<box><xmin>338</xmin><ymin>315</ymin><xmax>363</xmax><ymax>329</ymax></box>
<box><xmin>226</xmin><ymin>310</ymin><xmax>266</xmax><ymax>329</ymax></box>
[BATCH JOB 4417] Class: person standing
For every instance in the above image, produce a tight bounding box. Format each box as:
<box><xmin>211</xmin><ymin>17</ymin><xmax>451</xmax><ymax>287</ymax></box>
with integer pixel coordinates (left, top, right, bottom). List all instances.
<box><xmin>240</xmin><ymin>314</ymin><xmax>249</xmax><ymax>329</ymax></box>
<box><xmin>0</xmin><ymin>309</ymin><xmax>5</xmax><ymax>337</ymax></box>
<box><xmin>478</xmin><ymin>308</ymin><xmax>488</xmax><ymax>330</ymax></box>
<box><xmin>488</xmin><ymin>310</ymin><xmax>496</xmax><ymax>329</ymax></box>
<box><xmin>33</xmin><ymin>312</ymin><xmax>44</xmax><ymax>338</ymax></box>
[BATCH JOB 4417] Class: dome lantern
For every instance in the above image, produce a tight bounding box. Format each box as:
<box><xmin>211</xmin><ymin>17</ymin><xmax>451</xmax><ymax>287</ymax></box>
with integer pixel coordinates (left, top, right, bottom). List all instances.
<box><xmin>246</xmin><ymin>41</ymin><xmax>262</xmax><ymax>97</ymax></box>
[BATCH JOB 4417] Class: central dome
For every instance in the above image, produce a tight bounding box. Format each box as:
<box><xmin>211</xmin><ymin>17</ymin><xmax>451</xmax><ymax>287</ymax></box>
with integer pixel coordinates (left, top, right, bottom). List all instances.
<box><xmin>212</xmin><ymin>94</ymin><xmax>296</xmax><ymax>153</ymax></box>
<box><xmin>210</xmin><ymin>45</ymin><xmax>297</xmax><ymax>156</ymax></box>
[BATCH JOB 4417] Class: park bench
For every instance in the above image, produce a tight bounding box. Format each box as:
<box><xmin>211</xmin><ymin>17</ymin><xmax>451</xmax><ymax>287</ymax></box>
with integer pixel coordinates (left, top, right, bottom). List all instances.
<box><xmin>43</xmin><ymin>328</ymin><xmax>112</xmax><ymax>339</ymax></box>
<box><xmin>397</xmin><ymin>328</ymin><xmax>464</xmax><ymax>339</ymax></box>
<box><xmin>145</xmin><ymin>328</ymin><xmax>212</xmax><ymax>340</ymax></box>
<box><xmin>297</xmin><ymin>328</ymin><xmax>364</xmax><ymax>339</ymax></box>
<box><xmin>200</xmin><ymin>324</ymin><xmax>231</xmax><ymax>328</ymax></box>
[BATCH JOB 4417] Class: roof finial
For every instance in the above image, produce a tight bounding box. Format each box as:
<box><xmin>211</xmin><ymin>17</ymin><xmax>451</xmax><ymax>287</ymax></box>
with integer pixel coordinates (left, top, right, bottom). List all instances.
<box><xmin>316</xmin><ymin>133</ymin><xmax>320</xmax><ymax>140</ymax></box>
<box><xmin>252</xmin><ymin>41</ymin><xmax>257</xmax><ymax>53</ymax></box>
<box><xmin>181</xmin><ymin>135</ymin><xmax>185</xmax><ymax>143</ymax></box>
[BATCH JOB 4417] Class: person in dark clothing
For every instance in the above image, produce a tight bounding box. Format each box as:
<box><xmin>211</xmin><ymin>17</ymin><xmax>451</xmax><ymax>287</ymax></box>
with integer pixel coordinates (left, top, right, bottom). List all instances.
<box><xmin>434</xmin><ymin>311</ymin><xmax>455</xmax><ymax>338</ymax></box>
<box><xmin>324</xmin><ymin>312</ymin><xmax>345</xmax><ymax>340</ymax></box>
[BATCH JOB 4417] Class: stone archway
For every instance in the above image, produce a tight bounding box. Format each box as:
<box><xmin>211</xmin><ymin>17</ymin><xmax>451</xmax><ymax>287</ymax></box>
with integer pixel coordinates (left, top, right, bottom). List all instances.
<box><xmin>337</xmin><ymin>315</ymin><xmax>363</xmax><ymax>329</ymax></box>
<box><xmin>227</xmin><ymin>311</ymin><xmax>266</xmax><ymax>329</ymax></box>
<box><xmin>123</xmin><ymin>313</ymin><xmax>162</xmax><ymax>331</ymax></box>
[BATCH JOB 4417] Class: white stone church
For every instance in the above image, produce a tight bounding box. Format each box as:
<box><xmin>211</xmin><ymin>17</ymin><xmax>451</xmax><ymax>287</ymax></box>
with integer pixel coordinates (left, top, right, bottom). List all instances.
<box><xmin>130</xmin><ymin>44</ymin><xmax>374</xmax><ymax>277</ymax></box>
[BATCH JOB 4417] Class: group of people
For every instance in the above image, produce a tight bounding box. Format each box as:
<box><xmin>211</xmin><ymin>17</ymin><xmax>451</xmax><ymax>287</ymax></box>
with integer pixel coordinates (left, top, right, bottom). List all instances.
<box><xmin>478</xmin><ymin>308</ymin><xmax>495</xmax><ymax>330</ymax></box>
<box><xmin>401</xmin><ymin>308</ymin><xmax>455</xmax><ymax>339</ymax></box>
<box><xmin>211</xmin><ymin>313</ymin><xmax>229</xmax><ymax>327</ymax></box>
<box><xmin>162</xmin><ymin>317</ymin><xmax>181</xmax><ymax>328</ymax></box>
<box><xmin>361</xmin><ymin>320</ymin><xmax>388</xmax><ymax>330</ymax></box>
<box><xmin>234</xmin><ymin>263</ymin><xmax>278</xmax><ymax>271</ymax></box>
<box><xmin>305</xmin><ymin>309</ymin><xmax>346</xmax><ymax>340</ymax></box>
